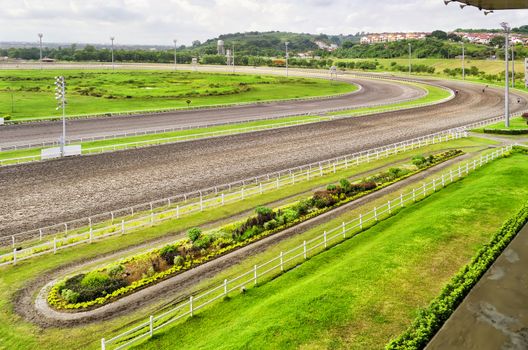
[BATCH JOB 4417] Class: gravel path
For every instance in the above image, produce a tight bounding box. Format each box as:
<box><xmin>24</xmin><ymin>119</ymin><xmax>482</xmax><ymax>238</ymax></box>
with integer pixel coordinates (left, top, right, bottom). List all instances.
<box><xmin>17</xmin><ymin>151</ymin><xmax>480</xmax><ymax>327</ymax></box>
<box><xmin>0</xmin><ymin>79</ymin><xmax>525</xmax><ymax>236</ymax></box>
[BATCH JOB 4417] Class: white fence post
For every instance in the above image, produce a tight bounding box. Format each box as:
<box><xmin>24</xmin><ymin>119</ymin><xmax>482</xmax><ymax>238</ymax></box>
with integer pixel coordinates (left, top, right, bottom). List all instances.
<box><xmin>374</xmin><ymin>207</ymin><xmax>378</xmax><ymax>221</ymax></box>
<box><xmin>89</xmin><ymin>227</ymin><xmax>93</xmax><ymax>243</ymax></box>
<box><xmin>359</xmin><ymin>213</ymin><xmax>363</xmax><ymax>230</ymax></box>
<box><xmin>190</xmin><ymin>296</ymin><xmax>194</xmax><ymax>316</ymax></box>
<box><xmin>388</xmin><ymin>200</ymin><xmax>392</xmax><ymax>214</ymax></box>
<box><xmin>121</xmin><ymin>219</ymin><xmax>125</xmax><ymax>234</ymax></box>
<box><xmin>254</xmin><ymin>265</ymin><xmax>258</xmax><ymax>285</ymax></box>
<box><xmin>280</xmin><ymin>252</ymin><xmax>284</xmax><ymax>271</ymax></box>
<box><xmin>324</xmin><ymin>231</ymin><xmax>327</xmax><ymax>248</ymax></box>
<box><xmin>11</xmin><ymin>235</ymin><xmax>15</xmax><ymax>249</ymax></box>
<box><xmin>342</xmin><ymin>222</ymin><xmax>346</xmax><ymax>238</ymax></box>
<box><xmin>39</xmin><ymin>228</ymin><xmax>43</xmax><ymax>241</ymax></box>
<box><xmin>101</xmin><ymin>338</ymin><xmax>106</xmax><ymax>350</ymax></box>
<box><xmin>149</xmin><ymin>315</ymin><xmax>154</xmax><ymax>337</ymax></box>
<box><xmin>303</xmin><ymin>241</ymin><xmax>307</xmax><ymax>259</ymax></box>
<box><xmin>13</xmin><ymin>248</ymin><xmax>17</xmax><ymax>265</ymax></box>
<box><xmin>412</xmin><ymin>188</ymin><xmax>416</xmax><ymax>202</ymax></box>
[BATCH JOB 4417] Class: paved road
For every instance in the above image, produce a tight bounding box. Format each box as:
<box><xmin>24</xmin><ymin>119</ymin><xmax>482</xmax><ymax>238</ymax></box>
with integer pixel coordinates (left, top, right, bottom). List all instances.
<box><xmin>0</xmin><ymin>79</ymin><xmax>525</xmax><ymax>236</ymax></box>
<box><xmin>426</xmin><ymin>223</ymin><xmax>528</xmax><ymax>350</ymax></box>
<box><xmin>0</xmin><ymin>76</ymin><xmax>424</xmax><ymax>148</ymax></box>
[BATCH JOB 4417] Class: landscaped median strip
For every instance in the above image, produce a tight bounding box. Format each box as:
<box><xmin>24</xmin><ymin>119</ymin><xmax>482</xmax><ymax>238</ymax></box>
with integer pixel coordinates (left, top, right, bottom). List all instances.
<box><xmin>100</xmin><ymin>144</ymin><xmax>515</xmax><ymax>350</ymax></box>
<box><xmin>46</xmin><ymin>150</ymin><xmax>462</xmax><ymax>312</ymax></box>
<box><xmin>0</xmin><ymin>128</ymin><xmax>467</xmax><ymax>266</ymax></box>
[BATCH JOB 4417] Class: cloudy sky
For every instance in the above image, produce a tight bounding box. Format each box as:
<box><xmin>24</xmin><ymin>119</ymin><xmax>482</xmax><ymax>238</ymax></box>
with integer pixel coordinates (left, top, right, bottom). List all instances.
<box><xmin>2</xmin><ymin>0</ymin><xmax>528</xmax><ymax>45</ymax></box>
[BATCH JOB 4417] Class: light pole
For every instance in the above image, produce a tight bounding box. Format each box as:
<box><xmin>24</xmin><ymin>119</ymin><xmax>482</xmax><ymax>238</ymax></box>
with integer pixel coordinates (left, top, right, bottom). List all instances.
<box><xmin>54</xmin><ymin>76</ymin><xmax>67</xmax><ymax>157</ymax></box>
<box><xmin>38</xmin><ymin>33</ymin><xmax>43</xmax><ymax>70</ymax></box>
<box><xmin>110</xmin><ymin>36</ymin><xmax>115</xmax><ymax>71</ymax></box>
<box><xmin>285</xmin><ymin>41</ymin><xmax>289</xmax><ymax>77</ymax></box>
<box><xmin>501</xmin><ymin>22</ymin><xmax>510</xmax><ymax>127</ymax></box>
<box><xmin>461</xmin><ymin>41</ymin><xmax>465</xmax><ymax>80</ymax></box>
<box><xmin>173</xmin><ymin>39</ymin><xmax>177</xmax><ymax>71</ymax></box>
<box><xmin>408</xmin><ymin>43</ymin><xmax>412</xmax><ymax>76</ymax></box>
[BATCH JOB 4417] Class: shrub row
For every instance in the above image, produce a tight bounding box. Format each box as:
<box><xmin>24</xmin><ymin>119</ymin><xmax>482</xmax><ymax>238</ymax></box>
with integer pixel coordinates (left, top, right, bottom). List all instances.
<box><xmin>483</xmin><ymin>128</ymin><xmax>528</xmax><ymax>135</ymax></box>
<box><xmin>48</xmin><ymin>150</ymin><xmax>462</xmax><ymax>310</ymax></box>
<box><xmin>385</xmin><ymin>201</ymin><xmax>528</xmax><ymax>349</ymax></box>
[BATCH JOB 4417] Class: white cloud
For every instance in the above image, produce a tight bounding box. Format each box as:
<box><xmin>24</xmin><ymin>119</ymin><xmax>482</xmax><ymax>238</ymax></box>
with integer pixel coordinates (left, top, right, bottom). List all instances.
<box><xmin>0</xmin><ymin>0</ymin><xmax>527</xmax><ymax>45</ymax></box>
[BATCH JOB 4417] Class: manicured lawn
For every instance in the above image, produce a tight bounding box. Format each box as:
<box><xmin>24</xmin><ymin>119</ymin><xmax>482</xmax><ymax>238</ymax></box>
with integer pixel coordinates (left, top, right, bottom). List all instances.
<box><xmin>0</xmin><ymin>70</ymin><xmax>356</xmax><ymax>121</ymax></box>
<box><xmin>472</xmin><ymin>116</ymin><xmax>528</xmax><ymax>133</ymax></box>
<box><xmin>0</xmin><ymin>137</ymin><xmax>498</xmax><ymax>350</ymax></box>
<box><xmin>131</xmin><ymin>152</ymin><xmax>528</xmax><ymax>350</ymax></box>
<box><xmin>328</xmin><ymin>82</ymin><xmax>450</xmax><ymax>116</ymax></box>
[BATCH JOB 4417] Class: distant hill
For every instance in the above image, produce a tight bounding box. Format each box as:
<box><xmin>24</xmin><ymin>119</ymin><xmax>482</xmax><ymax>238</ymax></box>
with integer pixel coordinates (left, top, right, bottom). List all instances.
<box><xmin>192</xmin><ymin>31</ymin><xmax>363</xmax><ymax>56</ymax></box>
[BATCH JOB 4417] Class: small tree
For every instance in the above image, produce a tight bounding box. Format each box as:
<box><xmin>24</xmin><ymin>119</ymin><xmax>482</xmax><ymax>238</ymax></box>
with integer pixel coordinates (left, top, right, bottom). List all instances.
<box><xmin>187</xmin><ymin>227</ymin><xmax>202</xmax><ymax>242</ymax></box>
<box><xmin>522</xmin><ymin>112</ymin><xmax>528</xmax><ymax>125</ymax></box>
<box><xmin>186</xmin><ymin>99</ymin><xmax>192</xmax><ymax>107</ymax></box>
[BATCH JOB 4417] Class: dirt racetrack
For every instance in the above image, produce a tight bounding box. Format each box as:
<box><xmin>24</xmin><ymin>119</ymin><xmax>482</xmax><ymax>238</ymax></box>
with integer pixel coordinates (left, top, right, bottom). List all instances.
<box><xmin>0</xmin><ymin>79</ymin><xmax>526</xmax><ymax>236</ymax></box>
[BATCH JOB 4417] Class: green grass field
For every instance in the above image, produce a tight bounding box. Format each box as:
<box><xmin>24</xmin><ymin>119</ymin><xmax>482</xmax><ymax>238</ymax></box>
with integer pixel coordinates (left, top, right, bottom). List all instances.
<box><xmin>129</xmin><ymin>152</ymin><xmax>528</xmax><ymax>350</ymax></box>
<box><xmin>0</xmin><ymin>137</ymin><xmax>495</xmax><ymax>350</ymax></box>
<box><xmin>0</xmin><ymin>70</ymin><xmax>356</xmax><ymax>121</ymax></box>
<box><xmin>472</xmin><ymin>116</ymin><xmax>528</xmax><ymax>132</ymax></box>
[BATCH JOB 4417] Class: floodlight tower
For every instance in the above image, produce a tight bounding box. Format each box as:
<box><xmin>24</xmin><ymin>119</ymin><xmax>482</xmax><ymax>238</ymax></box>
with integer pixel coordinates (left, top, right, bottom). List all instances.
<box><xmin>54</xmin><ymin>76</ymin><xmax>67</xmax><ymax>157</ymax></box>
<box><xmin>38</xmin><ymin>33</ymin><xmax>43</xmax><ymax>69</ymax></box>
<box><xmin>110</xmin><ymin>36</ymin><xmax>115</xmax><ymax>71</ymax></box>
<box><xmin>173</xmin><ymin>39</ymin><xmax>177</xmax><ymax>71</ymax></box>
<box><xmin>285</xmin><ymin>41</ymin><xmax>290</xmax><ymax>77</ymax></box>
<box><xmin>408</xmin><ymin>43</ymin><xmax>412</xmax><ymax>76</ymax></box>
<box><xmin>501</xmin><ymin>22</ymin><xmax>510</xmax><ymax>127</ymax></box>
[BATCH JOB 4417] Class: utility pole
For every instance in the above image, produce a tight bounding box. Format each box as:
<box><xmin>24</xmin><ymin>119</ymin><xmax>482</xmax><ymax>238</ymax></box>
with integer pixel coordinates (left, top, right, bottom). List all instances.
<box><xmin>38</xmin><ymin>33</ymin><xmax>43</xmax><ymax>70</ymax></box>
<box><xmin>54</xmin><ymin>76</ymin><xmax>67</xmax><ymax>157</ymax></box>
<box><xmin>110</xmin><ymin>36</ymin><xmax>115</xmax><ymax>71</ymax></box>
<box><xmin>501</xmin><ymin>22</ymin><xmax>510</xmax><ymax>128</ymax></box>
<box><xmin>173</xmin><ymin>39</ymin><xmax>177</xmax><ymax>71</ymax></box>
<box><xmin>285</xmin><ymin>41</ymin><xmax>289</xmax><ymax>77</ymax></box>
<box><xmin>461</xmin><ymin>41</ymin><xmax>465</xmax><ymax>80</ymax></box>
<box><xmin>408</xmin><ymin>43</ymin><xmax>412</xmax><ymax>76</ymax></box>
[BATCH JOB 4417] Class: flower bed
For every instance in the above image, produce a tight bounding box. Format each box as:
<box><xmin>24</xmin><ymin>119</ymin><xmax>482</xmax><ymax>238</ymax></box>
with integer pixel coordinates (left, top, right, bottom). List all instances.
<box><xmin>48</xmin><ymin>150</ymin><xmax>463</xmax><ymax>311</ymax></box>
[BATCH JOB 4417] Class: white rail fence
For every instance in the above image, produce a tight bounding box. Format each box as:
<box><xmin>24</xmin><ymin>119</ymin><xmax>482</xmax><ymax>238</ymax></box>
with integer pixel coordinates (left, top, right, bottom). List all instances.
<box><xmin>0</xmin><ymin>116</ymin><xmax>329</xmax><ymax>166</ymax></box>
<box><xmin>0</xmin><ymin>128</ymin><xmax>467</xmax><ymax>266</ymax></box>
<box><xmin>101</xmin><ymin>144</ymin><xmax>513</xmax><ymax>350</ymax></box>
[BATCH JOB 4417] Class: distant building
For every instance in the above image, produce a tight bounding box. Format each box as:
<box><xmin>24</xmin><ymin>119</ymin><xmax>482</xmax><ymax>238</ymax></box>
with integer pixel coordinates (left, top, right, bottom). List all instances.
<box><xmin>360</xmin><ymin>32</ymin><xmax>429</xmax><ymax>44</ymax></box>
<box><xmin>217</xmin><ymin>40</ymin><xmax>225</xmax><ymax>55</ymax></box>
<box><xmin>314</xmin><ymin>41</ymin><xmax>338</xmax><ymax>52</ymax></box>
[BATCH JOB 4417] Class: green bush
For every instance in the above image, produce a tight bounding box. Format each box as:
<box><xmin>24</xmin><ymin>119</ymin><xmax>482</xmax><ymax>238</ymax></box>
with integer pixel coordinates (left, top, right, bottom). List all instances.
<box><xmin>81</xmin><ymin>272</ymin><xmax>111</xmax><ymax>289</ymax></box>
<box><xmin>61</xmin><ymin>289</ymin><xmax>80</xmax><ymax>303</ymax></box>
<box><xmin>188</xmin><ymin>227</ymin><xmax>202</xmax><ymax>242</ymax></box>
<box><xmin>412</xmin><ymin>155</ymin><xmax>426</xmax><ymax>167</ymax></box>
<box><xmin>107</xmin><ymin>264</ymin><xmax>124</xmax><ymax>278</ymax></box>
<box><xmin>160</xmin><ymin>244</ymin><xmax>178</xmax><ymax>265</ymax></box>
<box><xmin>263</xmin><ymin>219</ymin><xmax>278</xmax><ymax>231</ymax></box>
<box><xmin>194</xmin><ymin>235</ymin><xmax>213</xmax><ymax>250</ymax></box>
<box><xmin>173</xmin><ymin>255</ymin><xmax>185</xmax><ymax>266</ymax></box>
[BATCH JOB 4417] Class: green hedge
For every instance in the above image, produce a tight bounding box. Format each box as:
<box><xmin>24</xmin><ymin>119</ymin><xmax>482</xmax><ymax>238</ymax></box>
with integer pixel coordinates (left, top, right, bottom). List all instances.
<box><xmin>385</xmin><ymin>202</ymin><xmax>528</xmax><ymax>349</ymax></box>
<box><xmin>483</xmin><ymin>128</ymin><xmax>528</xmax><ymax>135</ymax></box>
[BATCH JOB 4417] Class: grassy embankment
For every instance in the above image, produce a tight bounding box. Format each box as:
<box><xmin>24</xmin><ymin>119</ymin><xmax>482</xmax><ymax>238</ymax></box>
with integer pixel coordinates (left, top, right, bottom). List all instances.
<box><xmin>129</xmin><ymin>151</ymin><xmax>528</xmax><ymax>350</ymax></box>
<box><xmin>0</xmin><ymin>137</ymin><xmax>495</xmax><ymax>350</ymax></box>
<box><xmin>0</xmin><ymin>70</ymin><xmax>356</xmax><ymax>121</ymax></box>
